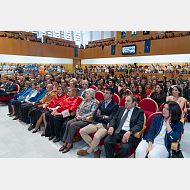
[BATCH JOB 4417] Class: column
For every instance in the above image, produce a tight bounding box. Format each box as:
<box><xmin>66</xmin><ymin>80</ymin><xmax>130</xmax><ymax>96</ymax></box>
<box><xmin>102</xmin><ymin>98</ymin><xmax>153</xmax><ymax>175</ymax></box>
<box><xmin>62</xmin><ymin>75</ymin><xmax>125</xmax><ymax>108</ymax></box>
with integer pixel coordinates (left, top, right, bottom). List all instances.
<box><xmin>90</xmin><ymin>31</ymin><xmax>92</xmax><ymax>41</ymax></box>
<box><xmin>71</xmin><ymin>31</ymin><xmax>74</xmax><ymax>41</ymax></box>
<box><xmin>101</xmin><ymin>31</ymin><xmax>104</xmax><ymax>39</ymax></box>
<box><xmin>80</xmin><ymin>31</ymin><xmax>83</xmax><ymax>45</ymax></box>
<box><xmin>114</xmin><ymin>31</ymin><xmax>117</xmax><ymax>40</ymax></box>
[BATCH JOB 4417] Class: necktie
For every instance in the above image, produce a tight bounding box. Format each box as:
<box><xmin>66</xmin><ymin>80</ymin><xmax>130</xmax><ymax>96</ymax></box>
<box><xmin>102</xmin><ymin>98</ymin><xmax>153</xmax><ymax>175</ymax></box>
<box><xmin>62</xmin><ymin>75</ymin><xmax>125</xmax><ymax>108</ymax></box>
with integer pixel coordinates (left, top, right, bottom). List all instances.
<box><xmin>115</xmin><ymin>110</ymin><xmax>129</xmax><ymax>134</ymax></box>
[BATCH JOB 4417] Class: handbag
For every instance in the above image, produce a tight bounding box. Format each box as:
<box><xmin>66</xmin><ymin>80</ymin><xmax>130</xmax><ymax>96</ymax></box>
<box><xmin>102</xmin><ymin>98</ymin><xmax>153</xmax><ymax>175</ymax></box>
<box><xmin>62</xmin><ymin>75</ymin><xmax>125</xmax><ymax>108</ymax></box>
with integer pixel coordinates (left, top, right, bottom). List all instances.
<box><xmin>169</xmin><ymin>144</ymin><xmax>184</xmax><ymax>158</ymax></box>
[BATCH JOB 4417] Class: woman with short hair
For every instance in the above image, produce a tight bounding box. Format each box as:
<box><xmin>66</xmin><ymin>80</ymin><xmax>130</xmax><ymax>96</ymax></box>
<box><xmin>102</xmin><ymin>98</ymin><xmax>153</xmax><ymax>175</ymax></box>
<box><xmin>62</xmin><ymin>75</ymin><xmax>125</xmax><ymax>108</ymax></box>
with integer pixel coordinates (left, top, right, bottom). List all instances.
<box><xmin>136</xmin><ymin>101</ymin><xmax>183</xmax><ymax>158</ymax></box>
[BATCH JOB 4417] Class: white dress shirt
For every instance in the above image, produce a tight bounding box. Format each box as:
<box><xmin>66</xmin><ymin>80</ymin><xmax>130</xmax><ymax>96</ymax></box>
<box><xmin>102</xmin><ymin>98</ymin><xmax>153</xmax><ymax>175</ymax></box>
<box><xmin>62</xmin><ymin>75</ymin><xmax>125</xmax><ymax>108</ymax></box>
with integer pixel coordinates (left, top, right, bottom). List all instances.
<box><xmin>121</xmin><ymin>107</ymin><xmax>135</xmax><ymax>131</ymax></box>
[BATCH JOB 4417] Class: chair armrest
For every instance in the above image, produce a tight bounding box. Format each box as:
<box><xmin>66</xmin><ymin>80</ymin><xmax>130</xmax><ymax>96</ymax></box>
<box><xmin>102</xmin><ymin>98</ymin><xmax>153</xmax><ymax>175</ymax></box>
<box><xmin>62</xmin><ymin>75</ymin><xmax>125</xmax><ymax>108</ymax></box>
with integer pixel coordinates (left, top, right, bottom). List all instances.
<box><xmin>134</xmin><ymin>125</ymin><xmax>146</xmax><ymax>138</ymax></box>
<box><xmin>180</xmin><ymin>118</ymin><xmax>185</xmax><ymax>125</ymax></box>
<box><xmin>86</xmin><ymin>116</ymin><xmax>94</xmax><ymax>122</ymax></box>
<box><xmin>70</xmin><ymin>112</ymin><xmax>76</xmax><ymax>116</ymax></box>
<box><xmin>187</xmin><ymin>102</ymin><xmax>189</xmax><ymax>106</ymax></box>
<box><xmin>6</xmin><ymin>91</ymin><xmax>17</xmax><ymax>94</ymax></box>
<box><xmin>107</xmin><ymin>123</ymin><xmax>109</xmax><ymax>128</ymax></box>
<box><xmin>184</xmin><ymin>108</ymin><xmax>187</xmax><ymax>114</ymax></box>
<box><xmin>171</xmin><ymin>142</ymin><xmax>178</xmax><ymax>151</ymax></box>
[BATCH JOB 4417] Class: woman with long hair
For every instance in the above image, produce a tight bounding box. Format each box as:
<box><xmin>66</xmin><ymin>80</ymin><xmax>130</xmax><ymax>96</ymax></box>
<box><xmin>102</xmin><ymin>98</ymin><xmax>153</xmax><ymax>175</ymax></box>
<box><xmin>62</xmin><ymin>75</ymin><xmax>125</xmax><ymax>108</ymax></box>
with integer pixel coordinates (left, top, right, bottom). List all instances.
<box><xmin>150</xmin><ymin>83</ymin><xmax>166</xmax><ymax>108</ymax></box>
<box><xmin>133</xmin><ymin>84</ymin><xmax>147</xmax><ymax>103</ymax></box>
<box><xmin>166</xmin><ymin>86</ymin><xmax>186</xmax><ymax>110</ymax></box>
<box><xmin>130</xmin><ymin>81</ymin><xmax>138</xmax><ymax>93</ymax></box>
<box><xmin>136</xmin><ymin>101</ymin><xmax>183</xmax><ymax>158</ymax></box>
<box><xmin>145</xmin><ymin>82</ymin><xmax>154</xmax><ymax>97</ymax></box>
<box><xmin>97</xmin><ymin>82</ymin><xmax>104</xmax><ymax>93</ymax></box>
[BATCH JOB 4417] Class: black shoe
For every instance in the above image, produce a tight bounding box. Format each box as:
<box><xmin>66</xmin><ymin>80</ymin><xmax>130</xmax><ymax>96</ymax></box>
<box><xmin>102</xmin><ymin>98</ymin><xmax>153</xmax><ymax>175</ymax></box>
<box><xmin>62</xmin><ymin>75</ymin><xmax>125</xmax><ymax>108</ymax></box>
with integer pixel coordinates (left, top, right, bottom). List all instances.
<box><xmin>32</xmin><ymin>128</ymin><xmax>40</xmax><ymax>133</ymax></box>
<box><xmin>53</xmin><ymin>137</ymin><xmax>60</xmax><ymax>143</ymax></box>
<box><xmin>7</xmin><ymin>113</ymin><xmax>11</xmax><ymax>116</ymax></box>
<box><xmin>28</xmin><ymin>124</ymin><xmax>35</xmax><ymax>131</ymax></box>
<box><xmin>13</xmin><ymin>115</ymin><xmax>19</xmax><ymax>120</ymax></box>
<box><xmin>41</xmin><ymin>134</ymin><xmax>45</xmax><ymax>137</ymax></box>
<box><xmin>49</xmin><ymin>136</ymin><xmax>54</xmax><ymax>140</ymax></box>
<box><xmin>26</xmin><ymin>121</ymin><xmax>30</xmax><ymax>124</ymax></box>
<box><xmin>9</xmin><ymin>114</ymin><xmax>16</xmax><ymax>117</ymax></box>
<box><xmin>45</xmin><ymin>134</ymin><xmax>51</xmax><ymax>137</ymax></box>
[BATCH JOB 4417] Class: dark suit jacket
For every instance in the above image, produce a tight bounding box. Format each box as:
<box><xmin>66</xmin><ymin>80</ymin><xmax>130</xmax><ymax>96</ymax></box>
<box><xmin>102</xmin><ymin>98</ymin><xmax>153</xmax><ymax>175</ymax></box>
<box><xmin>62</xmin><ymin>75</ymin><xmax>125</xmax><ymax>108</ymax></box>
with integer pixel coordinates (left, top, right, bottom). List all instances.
<box><xmin>110</xmin><ymin>106</ymin><xmax>144</xmax><ymax>136</ymax></box>
<box><xmin>109</xmin><ymin>85</ymin><xmax>118</xmax><ymax>94</ymax></box>
<box><xmin>5</xmin><ymin>83</ymin><xmax>16</xmax><ymax>92</ymax></box>
<box><xmin>183</xmin><ymin>89</ymin><xmax>190</xmax><ymax>101</ymax></box>
<box><xmin>93</xmin><ymin>99</ymin><xmax>119</xmax><ymax>129</ymax></box>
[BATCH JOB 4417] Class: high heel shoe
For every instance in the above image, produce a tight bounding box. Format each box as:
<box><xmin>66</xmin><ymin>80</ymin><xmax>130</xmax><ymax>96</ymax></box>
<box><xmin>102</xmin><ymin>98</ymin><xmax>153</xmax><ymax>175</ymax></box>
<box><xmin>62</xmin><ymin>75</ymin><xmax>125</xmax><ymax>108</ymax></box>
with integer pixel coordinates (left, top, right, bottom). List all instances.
<box><xmin>32</xmin><ymin>128</ymin><xmax>40</xmax><ymax>133</ymax></box>
<box><xmin>41</xmin><ymin>133</ymin><xmax>45</xmax><ymax>137</ymax></box>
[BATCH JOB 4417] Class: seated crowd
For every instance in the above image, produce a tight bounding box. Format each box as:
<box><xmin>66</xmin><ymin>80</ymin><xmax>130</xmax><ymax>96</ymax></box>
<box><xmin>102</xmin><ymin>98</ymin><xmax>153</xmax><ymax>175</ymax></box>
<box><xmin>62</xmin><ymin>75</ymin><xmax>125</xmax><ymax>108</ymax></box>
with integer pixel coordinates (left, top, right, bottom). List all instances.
<box><xmin>85</xmin><ymin>31</ymin><xmax>190</xmax><ymax>49</ymax></box>
<box><xmin>87</xmin><ymin>63</ymin><xmax>190</xmax><ymax>74</ymax></box>
<box><xmin>0</xmin><ymin>63</ymin><xmax>66</xmax><ymax>74</ymax></box>
<box><xmin>0</xmin><ymin>69</ymin><xmax>189</xmax><ymax>158</ymax></box>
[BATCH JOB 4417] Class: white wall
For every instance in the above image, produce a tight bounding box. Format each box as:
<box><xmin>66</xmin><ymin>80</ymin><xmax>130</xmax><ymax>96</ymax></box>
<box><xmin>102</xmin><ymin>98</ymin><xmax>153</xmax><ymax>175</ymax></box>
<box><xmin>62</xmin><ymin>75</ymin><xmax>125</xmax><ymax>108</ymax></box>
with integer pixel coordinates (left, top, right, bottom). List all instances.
<box><xmin>82</xmin><ymin>31</ymin><xmax>90</xmax><ymax>46</ymax></box>
<box><xmin>104</xmin><ymin>31</ymin><xmax>111</xmax><ymax>39</ymax></box>
<box><xmin>81</xmin><ymin>54</ymin><xmax>190</xmax><ymax>65</ymax></box>
<box><xmin>0</xmin><ymin>54</ymin><xmax>73</xmax><ymax>64</ymax></box>
<box><xmin>92</xmin><ymin>31</ymin><xmax>101</xmax><ymax>41</ymax></box>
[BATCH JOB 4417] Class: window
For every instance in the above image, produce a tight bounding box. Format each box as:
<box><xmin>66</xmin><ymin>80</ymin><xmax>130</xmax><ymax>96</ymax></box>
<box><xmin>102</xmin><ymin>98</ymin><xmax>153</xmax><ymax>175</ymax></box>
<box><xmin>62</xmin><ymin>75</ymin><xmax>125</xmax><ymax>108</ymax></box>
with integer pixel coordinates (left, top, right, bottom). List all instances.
<box><xmin>66</xmin><ymin>31</ymin><xmax>71</xmax><ymax>40</ymax></box>
<box><xmin>75</xmin><ymin>31</ymin><xmax>81</xmax><ymax>46</ymax></box>
<box><xmin>42</xmin><ymin>31</ymin><xmax>46</xmax><ymax>36</ymax></box>
<box><xmin>32</xmin><ymin>31</ymin><xmax>39</xmax><ymax>37</ymax></box>
<box><xmin>55</xmin><ymin>31</ymin><xmax>60</xmax><ymax>38</ymax></box>
<box><xmin>61</xmin><ymin>31</ymin><xmax>64</xmax><ymax>39</ymax></box>
<box><xmin>48</xmin><ymin>31</ymin><xmax>53</xmax><ymax>37</ymax></box>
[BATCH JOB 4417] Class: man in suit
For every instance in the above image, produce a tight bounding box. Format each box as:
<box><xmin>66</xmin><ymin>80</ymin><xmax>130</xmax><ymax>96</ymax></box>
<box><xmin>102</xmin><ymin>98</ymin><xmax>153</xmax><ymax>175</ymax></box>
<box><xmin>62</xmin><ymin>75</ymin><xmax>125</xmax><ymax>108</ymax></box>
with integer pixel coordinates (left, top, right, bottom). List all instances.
<box><xmin>77</xmin><ymin>87</ymin><xmax>119</xmax><ymax>158</ymax></box>
<box><xmin>166</xmin><ymin>80</ymin><xmax>173</xmax><ymax>96</ymax></box>
<box><xmin>0</xmin><ymin>78</ymin><xmax>16</xmax><ymax>97</ymax></box>
<box><xmin>104</xmin><ymin>95</ymin><xmax>144</xmax><ymax>158</ymax></box>
<box><xmin>108</xmin><ymin>79</ymin><xmax>118</xmax><ymax>94</ymax></box>
<box><xmin>178</xmin><ymin>83</ymin><xmax>189</xmax><ymax>101</ymax></box>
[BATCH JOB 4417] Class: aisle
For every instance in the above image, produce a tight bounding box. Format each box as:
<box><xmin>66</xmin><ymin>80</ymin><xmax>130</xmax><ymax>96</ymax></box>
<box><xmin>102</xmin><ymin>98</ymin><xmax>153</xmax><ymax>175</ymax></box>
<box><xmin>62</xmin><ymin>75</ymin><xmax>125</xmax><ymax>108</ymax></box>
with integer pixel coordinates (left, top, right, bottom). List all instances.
<box><xmin>0</xmin><ymin>102</ymin><xmax>106</xmax><ymax>158</ymax></box>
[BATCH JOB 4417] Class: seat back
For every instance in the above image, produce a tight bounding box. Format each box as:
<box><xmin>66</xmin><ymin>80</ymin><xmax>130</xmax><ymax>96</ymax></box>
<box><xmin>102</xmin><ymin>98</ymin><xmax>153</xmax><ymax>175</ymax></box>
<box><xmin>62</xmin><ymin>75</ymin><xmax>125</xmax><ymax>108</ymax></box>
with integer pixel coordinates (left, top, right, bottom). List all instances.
<box><xmin>112</xmin><ymin>94</ymin><xmax>120</xmax><ymax>105</ymax></box>
<box><xmin>145</xmin><ymin>112</ymin><xmax>162</xmax><ymax>134</ymax></box>
<box><xmin>90</xmin><ymin>86</ymin><xmax>97</xmax><ymax>90</ymax></box>
<box><xmin>126</xmin><ymin>89</ymin><xmax>133</xmax><ymax>94</ymax></box>
<box><xmin>138</xmin><ymin>99</ymin><xmax>158</xmax><ymax>113</ymax></box>
<box><xmin>119</xmin><ymin>97</ymin><xmax>126</xmax><ymax>107</ymax></box>
<box><xmin>159</xmin><ymin>103</ymin><xmax>164</xmax><ymax>112</ymax></box>
<box><xmin>95</xmin><ymin>91</ymin><xmax>104</xmax><ymax>102</ymax></box>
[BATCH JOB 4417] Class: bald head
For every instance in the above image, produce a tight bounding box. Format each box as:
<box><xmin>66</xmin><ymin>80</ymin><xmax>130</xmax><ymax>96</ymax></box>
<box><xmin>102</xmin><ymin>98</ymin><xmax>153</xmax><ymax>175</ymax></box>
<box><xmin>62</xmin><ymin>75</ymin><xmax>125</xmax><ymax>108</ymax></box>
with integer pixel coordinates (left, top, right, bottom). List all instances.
<box><xmin>46</xmin><ymin>84</ymin><xmax>53</xmax><ymax>92</ymax></box>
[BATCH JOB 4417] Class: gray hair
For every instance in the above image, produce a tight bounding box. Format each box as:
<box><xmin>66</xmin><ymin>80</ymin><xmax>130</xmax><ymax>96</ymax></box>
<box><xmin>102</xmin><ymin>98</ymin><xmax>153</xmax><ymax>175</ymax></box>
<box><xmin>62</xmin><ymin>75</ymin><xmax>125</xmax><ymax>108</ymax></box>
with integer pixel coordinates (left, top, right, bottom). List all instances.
<box><xmin>82</xmin><ymin>80</ymin><xmax>89</xmax><ymax>86</ymax></box>
<box><xmin>126</xmin><ymin>94</ymin><xmax>137</xmax><ymax>103</ymax></box>
<box><xmin>86</xmin><ymin>88</ymin><xmax>95</xmax><ymax>99</ymax></box>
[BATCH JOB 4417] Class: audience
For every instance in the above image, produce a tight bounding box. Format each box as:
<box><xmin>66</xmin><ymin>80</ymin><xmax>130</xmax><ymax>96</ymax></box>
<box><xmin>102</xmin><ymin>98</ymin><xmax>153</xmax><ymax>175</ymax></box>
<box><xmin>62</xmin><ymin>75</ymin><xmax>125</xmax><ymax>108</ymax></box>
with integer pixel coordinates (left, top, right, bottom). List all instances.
<box><xmin>0</xmin><ymin>61</ymin><xmax>189</xmax><ymax>158</ymax></box>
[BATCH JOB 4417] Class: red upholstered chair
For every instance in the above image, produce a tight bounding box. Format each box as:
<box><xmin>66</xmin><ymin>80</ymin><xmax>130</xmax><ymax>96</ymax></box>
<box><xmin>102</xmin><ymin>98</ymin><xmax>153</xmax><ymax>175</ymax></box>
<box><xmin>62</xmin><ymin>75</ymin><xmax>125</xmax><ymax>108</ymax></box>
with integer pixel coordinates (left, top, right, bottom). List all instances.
<box><xmin>114</xmin><ymin>114</ymin><xmax>147</xmax><ymax>158</ymax></box>
<box><xmin>90</xmin><ymin>86</ymin><xmax>97</xmax><ymax>90</ymax></box>
<box><xmin>95</xmin><ymin>91</ymin><xmax>104</xmax><ymax>102</ymax></box>
<box><xmin>104</xmin><ymin>84</ymin><xmax>108</xmax><ymax>88</ymax></box>
<box><xmin>138</xmin><ymin>99</ymin><xmax>158</xmax><ymax>122</ymax></box>
<box><xmin>159</xmin><ymin>103</ymin><xmax>164</xmax><ymax>112</ymax></box>
<box><xmin>0</xmin><ymin>84</ymin><xmax>19</xmax><ymax>102</ymax></box>
<box><xmin>126</xmin><ymin>89</ymin><xmax>133</xmax><ymax>94</ymax></box>
<box><xmin>112</xmin><ymin>94</ymin><xmax>120</xmax><ymax>105</ymax></box>
<box><xmin>119</xmin><ymin>97</ymin><xmax>126</xmax><ymax>107</ymax></box>
<box><xmin>144</xmin><ymin>65</ymin><xmax>149</xmax><ymax>69</ymax></box>
<box><xmin>138</xmin><ymin>65</ymin><xmax>143</xmax><ymax>69</ymax></box>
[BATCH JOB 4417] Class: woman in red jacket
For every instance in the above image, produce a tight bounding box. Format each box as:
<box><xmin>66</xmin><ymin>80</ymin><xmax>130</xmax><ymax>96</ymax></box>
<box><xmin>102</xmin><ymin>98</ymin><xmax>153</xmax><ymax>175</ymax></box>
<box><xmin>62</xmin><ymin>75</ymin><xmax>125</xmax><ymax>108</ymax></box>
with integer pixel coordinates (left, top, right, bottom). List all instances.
<box><xmin>48</xmin><ymin>88</ymin><xmax>83</xmax><ymax>143</ymax></box>
<box><xmin>133</xmin><ymin>84</ymin><xmax>147</xmax><ymax>103</ymax></box>
<box><xmin>32</xmin><ymin>85</ymin><xmax>67</xmax><ymax>136</ymax></box>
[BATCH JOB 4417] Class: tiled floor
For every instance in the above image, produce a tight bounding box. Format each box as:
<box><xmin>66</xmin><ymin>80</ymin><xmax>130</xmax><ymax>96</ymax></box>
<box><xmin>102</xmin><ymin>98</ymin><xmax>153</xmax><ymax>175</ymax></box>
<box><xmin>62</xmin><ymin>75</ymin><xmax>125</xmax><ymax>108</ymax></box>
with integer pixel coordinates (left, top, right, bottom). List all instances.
<box><xmin>0</xmin><ymin>102</ymin><xmax>189</xmax><ymax>158</ymax></box>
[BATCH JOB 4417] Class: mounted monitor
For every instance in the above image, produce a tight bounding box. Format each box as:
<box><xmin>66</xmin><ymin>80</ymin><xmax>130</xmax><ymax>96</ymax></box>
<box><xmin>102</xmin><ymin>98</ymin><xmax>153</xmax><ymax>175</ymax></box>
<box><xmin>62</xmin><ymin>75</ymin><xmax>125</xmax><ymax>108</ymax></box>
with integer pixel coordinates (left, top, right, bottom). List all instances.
<box><xmin>122</xmin><ymin>44</ymin><xmax>136</xmax><ymax>55</ymax></box>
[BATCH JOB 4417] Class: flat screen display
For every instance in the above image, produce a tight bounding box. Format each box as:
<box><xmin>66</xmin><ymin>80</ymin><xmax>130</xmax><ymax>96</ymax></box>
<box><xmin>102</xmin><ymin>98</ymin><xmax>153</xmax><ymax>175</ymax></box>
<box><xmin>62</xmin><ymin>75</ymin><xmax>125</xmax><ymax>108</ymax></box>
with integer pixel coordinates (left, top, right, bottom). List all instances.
<box><xmin>122</xmin><ymin>45</ymin><xmax>136</xmax><ymax>55</ymax></box>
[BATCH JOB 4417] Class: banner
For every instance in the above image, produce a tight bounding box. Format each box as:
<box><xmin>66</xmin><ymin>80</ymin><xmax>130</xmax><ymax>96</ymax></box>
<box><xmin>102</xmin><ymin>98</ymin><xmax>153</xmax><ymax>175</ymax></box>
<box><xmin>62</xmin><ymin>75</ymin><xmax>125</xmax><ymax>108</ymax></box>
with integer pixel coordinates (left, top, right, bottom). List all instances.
<box><xmin>111</xmin><ymin>45</ymin><xmax>115</xmax><ymax>55</ymax></box>
<box><xmin>74</xmin><ymin>47</ymin><xmax>78</xmax><ymax>57</ymax></box>
<box><xmin>144</xmin><ymin>40</ymin><xmax>151</xmax><ymax>53</ymax></box>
